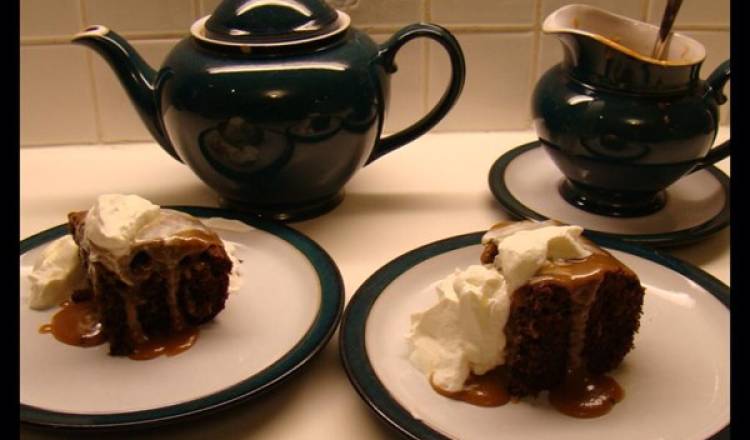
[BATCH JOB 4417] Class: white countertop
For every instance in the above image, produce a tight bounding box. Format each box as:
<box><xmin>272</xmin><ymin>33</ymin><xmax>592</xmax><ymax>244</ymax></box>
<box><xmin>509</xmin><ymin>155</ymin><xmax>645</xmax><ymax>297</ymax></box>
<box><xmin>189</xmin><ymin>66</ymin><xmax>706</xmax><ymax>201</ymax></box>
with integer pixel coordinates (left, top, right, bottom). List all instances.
<box><xmin>20</xmin><ymin>128</ymin><xmax>729</xmax><ymax>439</ymax></box>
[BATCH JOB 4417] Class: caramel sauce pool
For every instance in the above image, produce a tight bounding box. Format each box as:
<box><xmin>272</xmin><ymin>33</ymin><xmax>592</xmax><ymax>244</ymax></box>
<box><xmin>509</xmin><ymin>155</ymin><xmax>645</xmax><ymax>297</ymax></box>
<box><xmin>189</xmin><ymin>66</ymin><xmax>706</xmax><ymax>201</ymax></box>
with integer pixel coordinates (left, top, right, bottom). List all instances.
<box><xmin>39</xmin><ymin>300</ymin><xmax>199</xmax><ymax>360</ymax></box>
<box><xmin>549</xmin><ymin>370</ymin><xmax>624</xmax><ymax>418</ymax></box>
<box><xmin>128</xmin><ymin>327</ymin><xmax>199</xmax><ymax>361</ymax></box>
<box><xmin>432</xmin><ymin>367</ymin><xmax>511</xmax><ymax>407</ymax></box>
<box><xmin>38</xmin><ymin>300</ymin><xmax>105</xmax><ymax>347</ymax></box>
<box><xmin>432</xmin><ymin>367</ymin><xmax>623</xmax><ymax>417</ymax></box>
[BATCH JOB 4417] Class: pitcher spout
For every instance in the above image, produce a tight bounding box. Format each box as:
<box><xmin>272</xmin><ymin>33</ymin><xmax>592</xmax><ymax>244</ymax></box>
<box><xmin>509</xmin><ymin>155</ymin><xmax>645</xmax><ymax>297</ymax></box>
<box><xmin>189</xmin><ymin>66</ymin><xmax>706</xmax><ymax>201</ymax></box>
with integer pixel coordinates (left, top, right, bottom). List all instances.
<box><xmin>542</xmin><ymin>4</ymin><xmax>705</xmax><ymax>93</ymax></box>
<box><xmin>72</xmin><ymin>26</ymin><xmax>181</xmax><ymax>161</ymax></box>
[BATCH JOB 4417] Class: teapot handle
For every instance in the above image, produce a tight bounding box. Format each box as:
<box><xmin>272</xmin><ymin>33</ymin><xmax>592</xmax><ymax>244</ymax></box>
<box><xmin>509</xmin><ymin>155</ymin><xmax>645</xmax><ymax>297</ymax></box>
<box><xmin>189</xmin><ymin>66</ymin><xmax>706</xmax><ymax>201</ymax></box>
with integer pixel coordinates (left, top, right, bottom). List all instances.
<box><xmin>691</xmin><ymin>59</ymin><xmax>731</xmax><ymax>173</ymax></box>
<box><xmin>365</xmin><ymin>23</ymin><xmax>465</xmax><ymax>165</ymax></box>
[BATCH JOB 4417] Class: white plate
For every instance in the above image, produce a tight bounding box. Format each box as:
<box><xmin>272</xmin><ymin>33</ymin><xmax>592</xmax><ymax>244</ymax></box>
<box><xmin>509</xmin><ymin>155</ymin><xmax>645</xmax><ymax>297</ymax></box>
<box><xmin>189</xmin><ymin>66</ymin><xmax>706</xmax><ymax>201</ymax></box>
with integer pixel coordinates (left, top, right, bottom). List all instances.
<box><xmin>20</xmin><ymin>207</ymin><xmax>343</xmax><ymax>430</ymax></box>
<box><xmin>341</xmin><ymin>233</ymin><xmax>729</xmax><ymax>440</ymax></box>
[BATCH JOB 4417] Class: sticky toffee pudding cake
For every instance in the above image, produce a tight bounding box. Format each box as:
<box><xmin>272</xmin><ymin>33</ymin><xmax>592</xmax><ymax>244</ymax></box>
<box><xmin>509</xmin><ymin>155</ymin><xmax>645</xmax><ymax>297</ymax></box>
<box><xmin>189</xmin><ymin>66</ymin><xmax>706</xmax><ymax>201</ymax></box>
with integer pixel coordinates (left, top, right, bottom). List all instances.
<box><xmin>407</xmin><ymin>221</ymin><xmax>645</xmax><ymax>418</ymax></box>
<box><xmin>31</xmin><ymin>195</ymin><xmax>234</xmax><ymax>358</ymax></box>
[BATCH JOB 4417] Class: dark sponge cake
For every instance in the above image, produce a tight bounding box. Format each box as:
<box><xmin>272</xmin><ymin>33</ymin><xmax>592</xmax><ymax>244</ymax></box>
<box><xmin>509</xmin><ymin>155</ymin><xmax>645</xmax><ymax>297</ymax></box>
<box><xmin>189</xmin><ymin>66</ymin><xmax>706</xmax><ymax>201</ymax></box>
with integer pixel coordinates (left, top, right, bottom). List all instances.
<box><xmin>481</xmin><ymin>222</ymin><xmax>645</xmax><ymax>397</ymax></box>
<box><xmin>68</xmin><ymin>209</ymin><xmax>232</xmax><ymax>356</ymax></box>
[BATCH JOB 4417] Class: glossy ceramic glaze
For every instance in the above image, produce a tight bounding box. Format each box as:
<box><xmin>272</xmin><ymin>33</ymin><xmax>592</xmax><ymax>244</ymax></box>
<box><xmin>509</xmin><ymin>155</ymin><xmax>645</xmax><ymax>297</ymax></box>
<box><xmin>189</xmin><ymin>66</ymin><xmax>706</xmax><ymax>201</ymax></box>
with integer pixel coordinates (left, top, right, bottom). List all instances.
<box><xmin>160</xmin><ymin>30</ymin><xmax>385</xmax><ymax>213</ymax></box>
<box><xmin>532</xmin><ymin>5</ymin><xmax>730</xmax><ymax>217</ymax></box>
<box><xmin>72</xmin><ymin>0</ymin><xmax>465</xmax><ymax>220</ymax></box>
<box><xmin>203</xmin><ymin>0</ymin><xmax>345</xmax><ymax>45</ymax></box>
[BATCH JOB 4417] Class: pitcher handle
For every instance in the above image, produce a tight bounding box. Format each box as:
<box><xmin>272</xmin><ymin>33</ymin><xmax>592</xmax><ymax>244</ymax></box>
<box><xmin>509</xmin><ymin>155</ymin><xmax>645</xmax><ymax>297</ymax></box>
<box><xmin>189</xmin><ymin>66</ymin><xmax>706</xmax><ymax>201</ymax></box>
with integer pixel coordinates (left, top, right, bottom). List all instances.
<box><xmin>705</xmin><ymin>59</ymin><xmax>730</xmax><ymax>105</ymax></box>
<box><xmin>365</xmin><ymin>23</ymin><xmax>465</xmax><ymax>165</ymax></box>
<box><xmin>691</xmin><ymin>59</ymin><xmax>731</xmax><ymax>173</ymax></box>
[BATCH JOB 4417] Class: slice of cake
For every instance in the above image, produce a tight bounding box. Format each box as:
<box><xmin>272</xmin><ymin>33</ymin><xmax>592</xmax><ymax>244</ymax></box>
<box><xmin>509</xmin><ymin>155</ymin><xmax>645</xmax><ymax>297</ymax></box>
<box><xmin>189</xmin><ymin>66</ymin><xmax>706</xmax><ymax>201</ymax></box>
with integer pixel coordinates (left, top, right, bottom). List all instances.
<box><xmin>407</xmin><ymin>221</ymin><xmax>645</xmax><ymax>416</ymax></box>
<box><xmin>42</xmin><ymin>194</ymin><xmax>233</xmax><ymax>356</ymax></box>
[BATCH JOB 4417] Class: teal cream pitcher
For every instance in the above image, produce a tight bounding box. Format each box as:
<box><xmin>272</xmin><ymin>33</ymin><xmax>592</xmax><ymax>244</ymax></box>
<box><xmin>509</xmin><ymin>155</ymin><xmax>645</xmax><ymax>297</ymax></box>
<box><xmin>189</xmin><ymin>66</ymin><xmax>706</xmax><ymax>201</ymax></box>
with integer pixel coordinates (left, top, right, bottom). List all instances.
<box><xmin>532</xmin><ymin>4</ymin><xmax>730</xmax><ymax>217</ymax></box>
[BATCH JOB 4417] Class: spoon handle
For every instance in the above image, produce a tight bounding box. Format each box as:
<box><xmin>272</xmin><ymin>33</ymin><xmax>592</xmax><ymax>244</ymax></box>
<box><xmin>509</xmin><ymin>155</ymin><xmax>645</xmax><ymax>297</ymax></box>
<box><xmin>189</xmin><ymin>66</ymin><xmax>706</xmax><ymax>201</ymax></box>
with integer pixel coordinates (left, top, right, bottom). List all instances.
<box><xmin>652</xmin><ymin>0</ymin><xmax>683</xmax><ymax>60</ymax></box>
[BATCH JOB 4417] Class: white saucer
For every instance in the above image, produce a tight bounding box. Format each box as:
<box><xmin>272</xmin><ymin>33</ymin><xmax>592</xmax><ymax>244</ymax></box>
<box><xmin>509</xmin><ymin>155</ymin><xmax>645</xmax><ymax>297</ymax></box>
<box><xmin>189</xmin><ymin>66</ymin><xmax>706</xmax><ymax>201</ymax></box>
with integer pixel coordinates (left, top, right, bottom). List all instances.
<box><xmin>488</xmin><ymin>141</ymin><xmax>730</xmax><ymax>247</ymax></box>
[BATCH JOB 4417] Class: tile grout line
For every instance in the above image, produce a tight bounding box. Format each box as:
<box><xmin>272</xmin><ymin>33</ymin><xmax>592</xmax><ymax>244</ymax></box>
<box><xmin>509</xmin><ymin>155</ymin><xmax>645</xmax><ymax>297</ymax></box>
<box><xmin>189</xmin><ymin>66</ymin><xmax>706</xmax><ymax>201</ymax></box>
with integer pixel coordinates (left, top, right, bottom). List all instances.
<box><xmin>79</xmin><ymin>0</ymin><xmax>104</xmax><ymax>143</ymax></box>
<box><xmin>418</xmin><ymin>23</ymin><xmax>534</xmax><ymax>32</ymax></box>
<box><xmin>85</xmin><ymin>51</ymin><xmax>105</xmax><ymax>143</ymax></box>
<box><xmin>527</xmin><ymin>0</ymin><xmax>542</xmax><ymax>130</ymax></box>
<box><xmin>423</xmin><ymin>0</ymin><xmax>431</xmax><ymax>114</ymax></box>
<box><xmin>20</xmin><ymin>23</ymin><xmax>730</xmax><ymax>47</ymax></box>
<box><xmin>193</xmin><ymin>0</ymin><xmax>201</xmax><ymax>19</ymax></box>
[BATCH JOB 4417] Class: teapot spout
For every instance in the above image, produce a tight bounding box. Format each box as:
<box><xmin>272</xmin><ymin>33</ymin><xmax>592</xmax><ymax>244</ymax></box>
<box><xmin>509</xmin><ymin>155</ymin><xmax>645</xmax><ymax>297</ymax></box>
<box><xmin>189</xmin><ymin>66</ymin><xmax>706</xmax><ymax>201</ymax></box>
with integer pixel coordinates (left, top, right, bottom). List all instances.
<box><xmin>72</xmin><ymin>26</ymin><xmax>181</xmax><ymax>161</ymax></box>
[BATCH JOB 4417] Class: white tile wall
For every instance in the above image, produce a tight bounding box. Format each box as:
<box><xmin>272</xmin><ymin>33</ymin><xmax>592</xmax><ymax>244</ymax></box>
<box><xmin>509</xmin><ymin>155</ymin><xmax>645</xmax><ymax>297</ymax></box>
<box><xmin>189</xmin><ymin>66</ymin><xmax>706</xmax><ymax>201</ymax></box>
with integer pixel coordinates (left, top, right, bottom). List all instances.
<box><xmin>428</xmin><ymin>33</ymin><xmax>535</xmax><ymax>131</ymax></box>
<box><xmin>372</xmin><ymin>34</ymin><xmax>426</xmax><ymax>135</ymax></box>
<box><xmin>20</xmin><ymin>0</ymin><xmax>730</xmax><ymax>146</ymax></box>
<box><xmin>20</xmin><ymin>0</ymin><xmax>83</xmax><ymax>38</ymax></box>
<box><xmin>82</xmin><ymin>0</ymin><xmax>197</xmax><ymax>35</ymax></box>
<box><xmin>541</xmin><ymin>0</ymin><xmax>645</xmax><ymax>20</ymax></box>
<box><xmin>90</xmin><ymin>40</ymin><xmax>178</xmax><ymax>142</ymax></box>
<box><xmin>199</xmin><ymin>0</ymin><xmax>223</xmax><ymax>16</ymax></box>
<box><xmin>20</xmin><ymin>45</ymin><xmax>98</xmax><ymax>145</ymax></box>
<box><xmin>648</xmin><ymin>0</ymin><xmax>729</xmax><ymax>26</ymax></box>
<box><xmin>431</xmin><ymin>0</ymin><xmax>534</xmax><ymax>26</ymax></box>
<box><xmin>337</xmin><ymin>0</ymin><xmax>422</xmax><ymax>26</ymax></box>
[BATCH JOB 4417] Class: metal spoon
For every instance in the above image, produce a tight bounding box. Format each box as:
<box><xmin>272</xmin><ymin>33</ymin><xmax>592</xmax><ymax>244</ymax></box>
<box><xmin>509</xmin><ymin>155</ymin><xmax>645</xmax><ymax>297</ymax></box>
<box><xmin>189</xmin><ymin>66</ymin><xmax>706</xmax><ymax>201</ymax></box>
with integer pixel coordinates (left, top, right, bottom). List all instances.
<box><xmin>651</xmin><ymin>0</ymin><xmax>684</xmax><ymax>60</ymax></box>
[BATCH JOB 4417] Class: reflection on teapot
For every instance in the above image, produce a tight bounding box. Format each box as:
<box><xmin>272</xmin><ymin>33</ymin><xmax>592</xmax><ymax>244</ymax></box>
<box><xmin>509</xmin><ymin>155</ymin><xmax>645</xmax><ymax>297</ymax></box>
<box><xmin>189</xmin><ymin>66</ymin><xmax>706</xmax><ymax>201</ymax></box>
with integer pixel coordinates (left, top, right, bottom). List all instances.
<box><xmin>532</xmin><ymin>4</ymin><xmax>730</xmax><ymax>217</ymax></box>
<box><xmin>73</xmin><ymin>0</ymin><xmax>465</xmax><ymax>220</ymax></box>
<box><xmin>199</xmin><ymin>118</ymin><xmax>292</xmax><ymax>179</ymax></box>
<box><xmin>288</xmin><ymin>113</ymin><xmax>343</xmax><ymax>141</ymax></box>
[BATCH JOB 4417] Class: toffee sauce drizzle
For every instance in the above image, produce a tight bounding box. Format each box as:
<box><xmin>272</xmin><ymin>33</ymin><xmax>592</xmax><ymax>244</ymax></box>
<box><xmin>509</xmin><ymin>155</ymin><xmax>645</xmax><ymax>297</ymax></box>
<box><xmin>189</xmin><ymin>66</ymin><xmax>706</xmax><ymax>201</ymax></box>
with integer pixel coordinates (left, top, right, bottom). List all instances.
<box><xmin>38</xmin><ymin>300</ymin><xmax>105</xmax><ymax>347</ymax></box>
<box><xmin>431</xmin><ymin>367</ymin><xmax>511</xmax><ymax>407</ymax></box>
<box><xmin>432</xmin><ymin>235</ymin><xmax>631</xmax><ymax>418</ymax></box>
<box><xmin>432</xmin><ymin>367</ymin><xmax>623</xmax><ymax>418</ymax></box>
<box><xmin>38</xmin><ymin>300</ymin><xmax>199</xmax><ymax>360</ymax></box>
<box><xmin>38</xmin><ymin>210</ymin><xmax>218</xmax><ymax>360</ymax></box>
<box><xmin>548</xmin><ymin>369</ymin><xmax>624</xmax><ymax>418</ymax></box>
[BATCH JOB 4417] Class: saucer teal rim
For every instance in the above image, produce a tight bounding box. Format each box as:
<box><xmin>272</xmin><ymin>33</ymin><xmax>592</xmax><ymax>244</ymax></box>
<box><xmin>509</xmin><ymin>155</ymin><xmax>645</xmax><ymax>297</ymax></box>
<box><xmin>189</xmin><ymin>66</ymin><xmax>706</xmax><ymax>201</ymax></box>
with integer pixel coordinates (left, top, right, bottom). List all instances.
<box><xmin>488</xmin><ymin>141</ymin><xmax>731</xmax><ymax>248</ymax></box>
<box><xmin>20</xmin><ymin>206</ymin><xmax>345</xmax><ymax>431</ymax></box>
<box><xmin>339</xmin><ymin>231</ymin><xmax>729</xmax><ymax>440</ymax></box>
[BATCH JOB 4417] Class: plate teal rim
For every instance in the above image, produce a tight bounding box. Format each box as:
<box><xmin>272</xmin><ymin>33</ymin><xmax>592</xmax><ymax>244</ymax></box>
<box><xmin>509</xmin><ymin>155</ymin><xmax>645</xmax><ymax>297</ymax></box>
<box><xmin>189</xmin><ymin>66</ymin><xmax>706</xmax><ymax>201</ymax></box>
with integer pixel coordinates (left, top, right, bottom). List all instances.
<box><xmin>488</xmin><ymin>141</ymin><xmax>731</xmax><ymax>248</ymax></box>
<box><xmin>339</xmin><ymin>232</ymin><xmax>729</xmax><ymax>440</ymax></box>
<box><xmin>20</xmin><ymin>206</ymin><xmax>345</xmax><ymax>431</ymax></box>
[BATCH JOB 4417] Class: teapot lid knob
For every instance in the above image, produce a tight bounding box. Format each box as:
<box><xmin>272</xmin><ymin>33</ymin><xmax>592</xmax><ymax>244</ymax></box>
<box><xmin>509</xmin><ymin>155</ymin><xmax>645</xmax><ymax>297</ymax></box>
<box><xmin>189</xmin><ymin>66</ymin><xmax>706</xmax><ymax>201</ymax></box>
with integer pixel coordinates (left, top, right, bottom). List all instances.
<box><xmin>193</xmin><ymin>0</ymin><xmax>350</xmax><ymax>47</ymax></box>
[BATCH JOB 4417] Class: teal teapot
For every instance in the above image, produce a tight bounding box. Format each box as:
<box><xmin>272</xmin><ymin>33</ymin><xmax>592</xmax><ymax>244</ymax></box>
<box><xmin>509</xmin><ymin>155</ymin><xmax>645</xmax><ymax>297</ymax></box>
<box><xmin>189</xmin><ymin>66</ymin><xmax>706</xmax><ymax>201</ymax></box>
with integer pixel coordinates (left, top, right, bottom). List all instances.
<box><xmin>74</xmin><ymin>0</ymin><xmax>465</xmax><ymax>220</ymax></box>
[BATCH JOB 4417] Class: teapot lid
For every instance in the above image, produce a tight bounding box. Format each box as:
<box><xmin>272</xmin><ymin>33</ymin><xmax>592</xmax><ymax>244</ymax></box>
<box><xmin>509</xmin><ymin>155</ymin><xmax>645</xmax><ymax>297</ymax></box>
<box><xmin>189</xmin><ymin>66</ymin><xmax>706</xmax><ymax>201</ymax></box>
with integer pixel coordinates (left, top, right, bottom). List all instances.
<box><xmin>191</xmin><ymin>0</ymin><xmax>351</xmax><ymax>47</ymax></box>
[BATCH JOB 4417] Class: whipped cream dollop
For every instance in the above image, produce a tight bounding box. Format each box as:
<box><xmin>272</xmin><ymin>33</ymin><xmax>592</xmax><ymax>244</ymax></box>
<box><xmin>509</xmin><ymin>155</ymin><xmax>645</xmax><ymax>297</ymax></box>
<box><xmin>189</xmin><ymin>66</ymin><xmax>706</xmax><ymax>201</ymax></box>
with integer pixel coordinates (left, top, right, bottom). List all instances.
<box><xmin>408</xmin><ymin>265</ymin><xmax>510</xmax><ymax>392</ymax></box>
<box><xmin>27</xmin><ymin>195</ymin><xmax>245</xmax><ymax>309</ymax></box>
<box><xmin>83</xmin><ymin>194</ymin><xmax>160</xmax><ymax>256</ymax></box>
<box><xmin>407</xmin><ymin>222</ymin><xmax>591</xmax><ymax>392</ymax></box>
<box><xmin>490</xmin><ymin>224</ymin><xmax>591</xmax><ymax>293</ymax></box>
<box><xmin>27</xmin><ymin>235</ymin><xmax>86</xmax><ymax>310</ymax></box>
